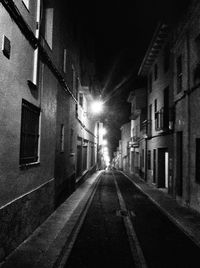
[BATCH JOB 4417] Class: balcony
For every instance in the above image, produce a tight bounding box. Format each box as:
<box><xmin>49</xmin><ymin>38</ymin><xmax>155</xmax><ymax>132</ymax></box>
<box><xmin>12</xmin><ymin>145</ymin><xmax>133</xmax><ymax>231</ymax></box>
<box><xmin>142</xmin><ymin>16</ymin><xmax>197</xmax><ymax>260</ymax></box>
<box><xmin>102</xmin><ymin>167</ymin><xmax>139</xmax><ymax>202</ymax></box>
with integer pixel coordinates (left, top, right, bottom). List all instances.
<box><xmin>129</xmin><ymin>109</ymin><xmax>141</xmax><ymax>120</ymax></box>
<box><xmin>129</xmin><ymin>136</ymin><xmax>140</xmax><ymax>148</ymax></box>
<box><xmin>155</xmin><ymin>107</ymin><xmax>174</xmax><ymax>132</ymax></box>
<box><xmin>141</xmin><ymin>120</ymin><xmax>152</xmax><ymax>138</ymax></box>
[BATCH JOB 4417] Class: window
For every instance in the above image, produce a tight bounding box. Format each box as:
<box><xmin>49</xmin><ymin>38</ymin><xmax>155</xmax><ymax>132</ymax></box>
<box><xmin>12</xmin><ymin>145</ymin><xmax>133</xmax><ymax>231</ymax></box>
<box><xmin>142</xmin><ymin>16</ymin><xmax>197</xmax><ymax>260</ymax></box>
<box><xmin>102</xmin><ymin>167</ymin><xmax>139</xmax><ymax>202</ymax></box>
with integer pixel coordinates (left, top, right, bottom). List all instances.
<box><xmin>155</xmin><ymin>108</ymin><xmax>164</xmax><ymax>131</ymax></box>
<box><xmin>148</xmin><ymin>150</ymin><xmax>151</xmax><ymax>170</ymax></box>
<box><xmin>164</xmin><ymin>44</ymin><xmax>170</xmax><ymax>72</ymax></box>
<box><xmin>163</xmin><ymin>86</ymin><xmax>169</xmax><ymax>130</ymax></box>
<box><xmin>149</xmin><ymin>72</ymin><xmax>152</xmax><ymax>92</ymax></box>
<box><xmin>63</xmin><ymin>49</ymin><xmax>67</xmax><ymax>73</ymax></box>
<box><xmin>196</xmin><ymin>139</ymin><xmax>200</xmax><ymax>183</ymax></box>
<box><xmin>75</xmin><ymin>76</ymin><xmax>79</xmax><ymax>105</ymax></box>
<box><xmin>154</xmin><ymin>64</ymin><xmax>158</xmax><ymax>80</ymax></box>
<box><xmin>79</xmin><ymin>93</ymin><xmax>83</xmax><ymax>107</ymax></box>
<box><xmin>20</xmin><ymin>100</ymin><xmax>40</xmax><ymax>165</ymax></box>
<box><xmin>2</xmin><ymin>35</ymin><xmax>11</xmax><ymax>59</ymax></box>
<box><xmin>141</xmin><ymin>149</ymin><xmax>144</xmax><ymax>168</ymax></box>
<box><xmin>154</xmin><ymin>99</ymin><xmax>157</xmax><ymax>130</ymax></box>
<box><xmin>154</xmin><ymin>99</ymin><xmax>157</xmax><ymax>113</ymax></box>
<box><xmin>60</xmin><ymin>124</ymin><xmax>64</xmax><ymax>152</ymax></box>
<box><xmin>148</xmin><ymin>104</ymin><xmax>152</xmax><ymax>136</ymax></box>
<box><xmin>44</xmin><ymin>6</ymin><xmax>54</xmax><ymax>48</ymax></box>
<box><xmin>195</xmin><ymin>34</ymin><xmax>200</xmax><ymax>58</ymax></box>
<box><xmin>22</xmin><ymin>0</ymin><xmax>29</xmax><ymax>10</ymax></box>
<box><xmin>90</xmin><ymin>144</ymin><xmax>94</xmax><ymax>167</ymax></box>
<box><xmin>176</xmin><ymin>55</ymin><xmax>182</xmax><ymax>93</ymax></box>
<box><xmin>70</xmin><ymin>128</ymin><xmax>74</xmax><ymax>153</ymax></box>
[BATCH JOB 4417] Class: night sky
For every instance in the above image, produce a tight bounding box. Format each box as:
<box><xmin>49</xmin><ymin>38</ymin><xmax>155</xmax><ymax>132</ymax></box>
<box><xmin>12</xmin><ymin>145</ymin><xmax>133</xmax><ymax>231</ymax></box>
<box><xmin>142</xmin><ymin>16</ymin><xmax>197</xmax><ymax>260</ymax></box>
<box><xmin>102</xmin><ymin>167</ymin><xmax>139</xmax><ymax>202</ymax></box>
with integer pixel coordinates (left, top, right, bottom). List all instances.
<box><xmin>67</xmin><ymin>0</ymin><xmax>190</xmax><ymax>155</ymax></box>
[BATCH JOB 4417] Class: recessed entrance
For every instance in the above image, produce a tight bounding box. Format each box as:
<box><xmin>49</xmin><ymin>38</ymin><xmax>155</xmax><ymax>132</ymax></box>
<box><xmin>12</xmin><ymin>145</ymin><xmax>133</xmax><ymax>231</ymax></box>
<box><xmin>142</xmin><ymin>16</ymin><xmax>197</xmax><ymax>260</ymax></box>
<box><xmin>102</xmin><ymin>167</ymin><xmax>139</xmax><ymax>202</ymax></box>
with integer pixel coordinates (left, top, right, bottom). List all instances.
<box><xmin>157</xmin><ymin>148</ymin><xmax>169</xmax><ymax>188</ymax></box>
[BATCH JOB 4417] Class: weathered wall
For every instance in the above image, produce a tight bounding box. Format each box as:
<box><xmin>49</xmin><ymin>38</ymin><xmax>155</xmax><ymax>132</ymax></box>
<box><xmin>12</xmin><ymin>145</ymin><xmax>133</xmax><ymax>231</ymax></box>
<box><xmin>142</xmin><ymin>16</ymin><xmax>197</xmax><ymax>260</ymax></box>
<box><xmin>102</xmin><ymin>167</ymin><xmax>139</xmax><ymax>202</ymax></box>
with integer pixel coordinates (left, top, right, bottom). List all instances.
<box><xmin>0</xmin><ymin>1</ymin><xmax>59</xmax><ymax>260</ymax></box>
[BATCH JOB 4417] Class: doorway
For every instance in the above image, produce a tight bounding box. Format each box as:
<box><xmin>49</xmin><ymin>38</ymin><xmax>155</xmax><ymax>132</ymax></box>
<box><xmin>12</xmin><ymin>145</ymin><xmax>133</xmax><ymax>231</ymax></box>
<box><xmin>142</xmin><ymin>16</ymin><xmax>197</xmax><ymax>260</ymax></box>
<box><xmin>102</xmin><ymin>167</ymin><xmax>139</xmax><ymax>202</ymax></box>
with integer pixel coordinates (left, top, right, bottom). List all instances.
<box><xmin>153</xmin><ymin>149</ymin><xmax>156</xmax><ymax>183</ymax></box>
<box><xmin>176</xmin><ymin>132</ymin><xmax>183</xmax><ymax>196</ymax></box>
<box><xmin>157</xmin><ymin>148</ymin><xmax>169</xmax><ymax>188</ymax></box>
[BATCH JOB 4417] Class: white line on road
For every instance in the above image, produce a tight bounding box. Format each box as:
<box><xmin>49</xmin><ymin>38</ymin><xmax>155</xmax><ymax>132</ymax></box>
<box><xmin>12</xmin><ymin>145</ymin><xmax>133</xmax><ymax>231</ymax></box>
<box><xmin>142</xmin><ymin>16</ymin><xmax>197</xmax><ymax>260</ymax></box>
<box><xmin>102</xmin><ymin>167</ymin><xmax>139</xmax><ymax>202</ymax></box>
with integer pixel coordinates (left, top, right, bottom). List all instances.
<box><xmin>112</xmin><ymin>171</ymin><xmax>148</xmax><ymax>268</ymax></box>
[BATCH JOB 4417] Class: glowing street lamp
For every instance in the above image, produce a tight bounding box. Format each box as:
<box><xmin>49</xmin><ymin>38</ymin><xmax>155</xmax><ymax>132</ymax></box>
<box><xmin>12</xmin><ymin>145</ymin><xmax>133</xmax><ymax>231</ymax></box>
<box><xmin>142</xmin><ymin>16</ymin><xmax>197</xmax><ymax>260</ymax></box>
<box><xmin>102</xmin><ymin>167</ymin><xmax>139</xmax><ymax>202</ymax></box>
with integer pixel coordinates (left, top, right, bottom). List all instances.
<box><xmin>102</xmin><ymin>139</ymin><xmax>108</xmax><ymax>146</ymax></box>
<box><xmin>102</xmin><ymin>128</ymin><xmax>107</xmax><ymax>136</ymax></box>
<box><xmin>91</xmin><ymin>100</ymin><xmax>104</xmax><ymax>114</ymax></box>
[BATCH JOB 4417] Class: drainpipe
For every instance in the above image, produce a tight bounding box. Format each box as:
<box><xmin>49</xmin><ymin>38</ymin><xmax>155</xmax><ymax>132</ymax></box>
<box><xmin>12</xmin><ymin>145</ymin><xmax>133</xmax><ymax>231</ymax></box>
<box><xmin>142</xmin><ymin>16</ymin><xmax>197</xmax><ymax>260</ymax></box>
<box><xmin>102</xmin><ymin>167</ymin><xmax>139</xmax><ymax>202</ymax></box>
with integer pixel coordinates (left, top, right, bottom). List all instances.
<box><xmin>186</xmin><ymin>30</ymin><xmax>191</xmax><ymax>206</ymax></box>
<box><xmin>144</xmin><ymin>134</ymin><xmax>148</xmax><ymax>181</ymax></box>
<box><xmin>33</xmin><ymin>0</ymin><xmax>41</xmax><ymax>85</ymax></box>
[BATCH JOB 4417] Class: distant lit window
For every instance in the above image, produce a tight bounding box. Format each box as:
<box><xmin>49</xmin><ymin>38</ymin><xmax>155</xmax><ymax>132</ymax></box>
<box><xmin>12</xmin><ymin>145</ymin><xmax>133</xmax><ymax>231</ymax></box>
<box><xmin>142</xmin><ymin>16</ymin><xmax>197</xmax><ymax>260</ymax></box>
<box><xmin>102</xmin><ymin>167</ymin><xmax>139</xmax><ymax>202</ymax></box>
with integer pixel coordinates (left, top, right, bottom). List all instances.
<box><xmin>176</xmin><ymin>55</ymin><xmax>182</xmax><ymax>93</ymax></box>
<box><xmin>20</xmin><ymin>100</ymin><xmax>40</xmax><ymax>165</ymax></box>
<box><xmin>22</xmin><ymin>0</ymin><xmax>29</xmax><ymax>10</ymax></box>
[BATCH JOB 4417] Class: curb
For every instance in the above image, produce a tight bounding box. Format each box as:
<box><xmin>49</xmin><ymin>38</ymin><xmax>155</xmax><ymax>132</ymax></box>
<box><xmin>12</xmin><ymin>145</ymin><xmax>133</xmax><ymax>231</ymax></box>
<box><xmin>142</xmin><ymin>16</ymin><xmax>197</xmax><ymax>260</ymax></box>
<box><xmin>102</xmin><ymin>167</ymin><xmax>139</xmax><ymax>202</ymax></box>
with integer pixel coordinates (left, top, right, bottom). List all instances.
<box><xmin>0</xmin><ymin>171</ymin><xmax>103</xmax><ymax>268</ymax></box>
<box><xmin>120</xmin><ymin>171</ymin><xmax>200</xmax><ymax>249</ymax></box>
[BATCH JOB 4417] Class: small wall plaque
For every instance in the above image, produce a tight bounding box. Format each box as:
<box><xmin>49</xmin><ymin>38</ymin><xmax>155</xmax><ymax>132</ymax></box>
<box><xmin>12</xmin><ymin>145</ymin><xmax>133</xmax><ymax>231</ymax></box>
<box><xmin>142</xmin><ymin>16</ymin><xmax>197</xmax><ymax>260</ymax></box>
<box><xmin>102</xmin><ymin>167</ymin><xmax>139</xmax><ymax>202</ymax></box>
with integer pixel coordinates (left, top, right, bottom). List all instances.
<box><xmin>2</xmin><ymin>35</ymin><xmax>11</xmax><ymax>59</ymax></box>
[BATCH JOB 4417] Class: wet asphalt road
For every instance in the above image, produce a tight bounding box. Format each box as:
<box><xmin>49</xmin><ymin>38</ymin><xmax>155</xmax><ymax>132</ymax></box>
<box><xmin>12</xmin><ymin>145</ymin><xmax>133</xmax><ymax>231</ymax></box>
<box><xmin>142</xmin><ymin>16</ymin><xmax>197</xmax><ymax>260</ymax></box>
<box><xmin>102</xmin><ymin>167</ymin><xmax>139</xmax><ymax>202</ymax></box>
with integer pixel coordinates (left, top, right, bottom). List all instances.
<box><xmin>65</xmin><ymin>171</ymin><xmax>200</xmax><ymax>268</ymax></box>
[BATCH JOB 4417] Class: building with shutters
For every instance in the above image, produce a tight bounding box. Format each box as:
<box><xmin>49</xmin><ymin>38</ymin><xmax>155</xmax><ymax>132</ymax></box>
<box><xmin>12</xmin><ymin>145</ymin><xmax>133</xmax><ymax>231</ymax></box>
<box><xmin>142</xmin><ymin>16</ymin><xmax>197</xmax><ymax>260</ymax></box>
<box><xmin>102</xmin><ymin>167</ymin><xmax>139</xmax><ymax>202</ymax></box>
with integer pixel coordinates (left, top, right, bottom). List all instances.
<box><xmin>136</xmin><ymin>0</ymin><xmax>200</xmax><ymax>213</ymax></box>
<box><xmin>172</xmin><ymin>0</ymin><xmax>200</xmax><ymax>211</ymax></box>
<box><xmin>138</xmin><ymin>24</ymin><xmax>174</xmax><ymax>194</ymax></box>
<box><xmin>127</xmin><ymin>87</ymin><xmax>147</xmax><ymax>179</ymax></box>
<box><xmin>120</xmin><ymin>122</ymin><xmax>131</xmax><ymax>172</ymax></box>
<box><xmin>0</xmin><ymin>0</ymin><xmax>98</xmax><ymax>260</ymax></box>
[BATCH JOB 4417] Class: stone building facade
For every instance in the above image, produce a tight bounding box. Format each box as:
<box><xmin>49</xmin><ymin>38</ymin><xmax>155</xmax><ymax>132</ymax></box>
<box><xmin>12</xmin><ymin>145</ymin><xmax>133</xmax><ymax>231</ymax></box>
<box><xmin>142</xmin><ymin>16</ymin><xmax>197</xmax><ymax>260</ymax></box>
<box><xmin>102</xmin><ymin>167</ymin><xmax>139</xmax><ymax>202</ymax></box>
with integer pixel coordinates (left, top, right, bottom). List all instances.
<box><xmin>172</xmin><ymin>0</ymin><xmax>200</xmax><ymax>210</ymax></box>
<box><xmin>120</xmin><ymin>122</ymin><xmax>131</xmax><ymax>172</ymax></box>
<box><xmin>127</xmin><ymin>88</ymin><xmax>147</xmax><ymax>178</ymax></box>
<box><xmin>0</xmin><ymin>0</ymin><xmax>98</xmax><ymax>261</ymax></box>
<box><xmin>136</xmin><ymin>0</ymin><xmax>200</xmax><ymax>213</ymax></box>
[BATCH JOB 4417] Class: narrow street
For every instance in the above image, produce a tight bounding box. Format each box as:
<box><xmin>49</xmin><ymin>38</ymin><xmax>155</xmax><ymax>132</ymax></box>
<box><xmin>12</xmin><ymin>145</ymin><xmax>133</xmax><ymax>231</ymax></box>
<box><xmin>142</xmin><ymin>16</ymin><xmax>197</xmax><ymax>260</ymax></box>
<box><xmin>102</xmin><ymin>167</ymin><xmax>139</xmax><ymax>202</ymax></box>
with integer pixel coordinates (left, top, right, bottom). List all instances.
<box><xmin>61</xmin><ymin>171</ymin><xmax>200</xmax><ymax>268</ymax></box>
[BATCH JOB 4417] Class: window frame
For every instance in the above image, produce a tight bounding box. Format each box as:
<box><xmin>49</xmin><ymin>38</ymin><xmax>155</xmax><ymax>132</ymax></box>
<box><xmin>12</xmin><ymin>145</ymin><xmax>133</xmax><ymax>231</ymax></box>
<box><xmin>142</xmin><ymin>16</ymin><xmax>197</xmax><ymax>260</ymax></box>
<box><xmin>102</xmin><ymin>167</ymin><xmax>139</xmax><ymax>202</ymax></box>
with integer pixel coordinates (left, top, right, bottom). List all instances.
<box><xmin>60</xmin><ymin>124</ymin><xmax>65</xmax><ymax>153</ymax></box>
<box><xmin>19</xmin><ymin>99</ymin><xmax>40</xmax><ymax>166</ymax></box>
<box><xmin>44</xmin><ymin>6</ymin><xmax>54</xmax><ymax>49</ymax></box>
<box><xmin>176</xmin><ymin>55</ymin><xmax>183</xmax><ymax>94</ymax></box>
<box><xmin>148</xmin><ymin>150</ymin><xmax>151</xmax><ymax>170</ymax></box>
<box><xmin>63</xmin><ymin>49</ymin><xmax>67</xmax><ymax>73</ymax></box>
<box><xmin>196</xmin><ymin>138</ymin><xmax>200</xmax><ymax>183</ymax></box>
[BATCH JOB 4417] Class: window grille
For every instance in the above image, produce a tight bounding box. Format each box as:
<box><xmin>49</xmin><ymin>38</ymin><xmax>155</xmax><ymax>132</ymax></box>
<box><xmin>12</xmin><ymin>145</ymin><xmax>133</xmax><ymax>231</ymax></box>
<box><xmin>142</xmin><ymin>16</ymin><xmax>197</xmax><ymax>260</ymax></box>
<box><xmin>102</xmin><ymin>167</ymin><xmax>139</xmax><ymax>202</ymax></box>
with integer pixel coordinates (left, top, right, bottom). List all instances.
<box><xmin>20</xmin><ymin>100</ymin><xmax>40</xmax><ymax>165</ymax></box>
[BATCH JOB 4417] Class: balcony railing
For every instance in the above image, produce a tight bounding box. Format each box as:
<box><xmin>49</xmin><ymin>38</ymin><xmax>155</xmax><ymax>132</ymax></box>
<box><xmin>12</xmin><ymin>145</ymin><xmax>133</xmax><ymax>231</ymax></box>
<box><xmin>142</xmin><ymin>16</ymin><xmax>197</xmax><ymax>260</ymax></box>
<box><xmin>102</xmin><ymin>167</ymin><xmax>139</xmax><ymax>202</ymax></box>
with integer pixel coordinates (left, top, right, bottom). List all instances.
<box><xmin>141</xmin><ymin>120</ymin><xmax>152</xmax><ymax>138</ymax></box>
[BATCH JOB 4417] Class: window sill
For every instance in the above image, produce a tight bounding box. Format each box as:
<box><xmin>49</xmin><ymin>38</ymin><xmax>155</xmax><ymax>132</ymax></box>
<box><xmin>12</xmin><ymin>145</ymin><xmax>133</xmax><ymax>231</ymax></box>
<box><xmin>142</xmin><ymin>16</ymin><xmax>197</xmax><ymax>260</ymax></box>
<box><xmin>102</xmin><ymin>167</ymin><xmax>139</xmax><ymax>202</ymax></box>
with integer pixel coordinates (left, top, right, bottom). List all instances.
<box><xmin>20</xmin><ymin>162</ymin><xmax>40</xmax><ymax>170</ymax></box>
<box><xmin>22</xmin><ymin>1</ymin><xmax>30</xmax><ymax>12</ymax></box>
